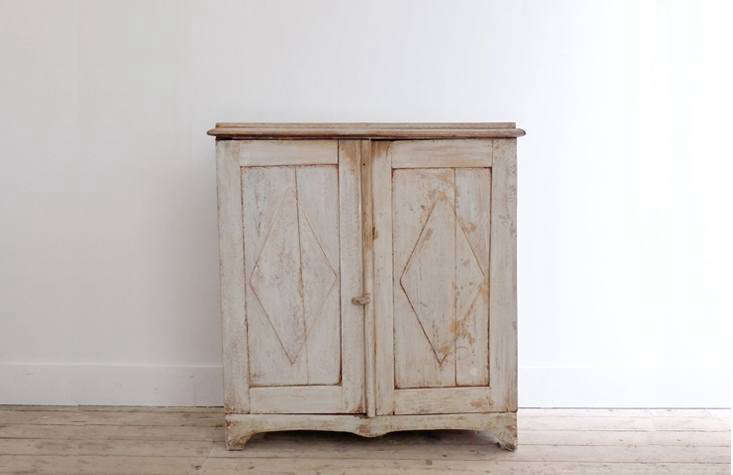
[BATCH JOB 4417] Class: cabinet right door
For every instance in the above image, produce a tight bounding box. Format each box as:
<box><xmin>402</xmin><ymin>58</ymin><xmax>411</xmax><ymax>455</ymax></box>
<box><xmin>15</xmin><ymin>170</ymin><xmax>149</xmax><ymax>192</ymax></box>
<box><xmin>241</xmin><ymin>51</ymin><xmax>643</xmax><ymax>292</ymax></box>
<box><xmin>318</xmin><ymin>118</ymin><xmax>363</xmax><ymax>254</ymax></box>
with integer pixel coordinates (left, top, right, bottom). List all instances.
<box><xmin>371</xmin><ymin>139</ymin><xmax>517</xmax><ymax>415</ymax></box>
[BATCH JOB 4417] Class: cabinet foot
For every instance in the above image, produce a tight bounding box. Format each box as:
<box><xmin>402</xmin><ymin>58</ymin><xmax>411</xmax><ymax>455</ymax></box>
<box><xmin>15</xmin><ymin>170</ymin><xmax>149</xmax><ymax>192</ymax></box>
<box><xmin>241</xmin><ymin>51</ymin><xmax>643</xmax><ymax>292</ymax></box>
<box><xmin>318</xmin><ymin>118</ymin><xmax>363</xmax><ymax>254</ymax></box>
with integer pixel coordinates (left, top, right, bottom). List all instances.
<box><xmin>494</xmin><ymin>426</ymin><xmax>518</xmax><ymax>451</ymax></box>
<box><xmin>495</xmin><ymin>433</ymin><xmax>517</xmax><ymax>451</ymax></box>
<box><xmin>225</xmin><ymin>430</ymin><xmax>253</xmax><ymax>450</ymax></box>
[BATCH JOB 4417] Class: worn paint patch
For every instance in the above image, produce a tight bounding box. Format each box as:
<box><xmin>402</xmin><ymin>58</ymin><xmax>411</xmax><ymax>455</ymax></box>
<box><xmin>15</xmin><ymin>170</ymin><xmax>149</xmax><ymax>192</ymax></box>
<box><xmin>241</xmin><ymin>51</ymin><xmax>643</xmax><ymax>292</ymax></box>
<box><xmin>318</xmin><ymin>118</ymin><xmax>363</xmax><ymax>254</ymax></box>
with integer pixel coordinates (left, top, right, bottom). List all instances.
<box><xmin>470</xmin><ymin>399</ymin><xmax>487</xmax><ymax>409</ymax></box>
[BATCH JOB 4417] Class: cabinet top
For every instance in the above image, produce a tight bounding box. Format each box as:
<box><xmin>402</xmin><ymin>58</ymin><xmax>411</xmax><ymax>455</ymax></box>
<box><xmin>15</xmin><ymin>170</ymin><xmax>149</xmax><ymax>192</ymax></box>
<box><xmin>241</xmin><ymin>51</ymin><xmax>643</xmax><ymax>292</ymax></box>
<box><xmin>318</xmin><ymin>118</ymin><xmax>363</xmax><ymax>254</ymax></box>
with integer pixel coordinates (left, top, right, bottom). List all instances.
<box><xmin>207</xmin><ymin>122</ymin><xmax>525</xmax><ymax>139</ymax></box>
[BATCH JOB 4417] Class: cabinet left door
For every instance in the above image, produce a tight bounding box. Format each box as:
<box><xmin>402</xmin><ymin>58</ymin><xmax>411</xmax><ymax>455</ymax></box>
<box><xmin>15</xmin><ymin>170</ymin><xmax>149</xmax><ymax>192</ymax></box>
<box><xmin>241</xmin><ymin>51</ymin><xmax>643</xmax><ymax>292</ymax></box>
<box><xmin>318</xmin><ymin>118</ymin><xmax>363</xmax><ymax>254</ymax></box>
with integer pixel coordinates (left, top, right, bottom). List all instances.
<box><xmin>217</xmin><ymin>140</ymin><xmax>365</xmax><ymax>414</ymax></box>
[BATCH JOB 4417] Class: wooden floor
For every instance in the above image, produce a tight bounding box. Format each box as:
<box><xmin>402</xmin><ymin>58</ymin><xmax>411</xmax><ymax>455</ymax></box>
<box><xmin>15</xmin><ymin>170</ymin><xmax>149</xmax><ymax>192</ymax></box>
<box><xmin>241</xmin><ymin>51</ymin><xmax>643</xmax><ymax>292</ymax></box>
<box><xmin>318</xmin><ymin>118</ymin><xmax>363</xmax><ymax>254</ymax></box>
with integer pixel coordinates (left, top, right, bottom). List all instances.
<box><xmin>0</xmin><ymin>406</ymin><xmax>729</xmax><ymax>474</ymax></box>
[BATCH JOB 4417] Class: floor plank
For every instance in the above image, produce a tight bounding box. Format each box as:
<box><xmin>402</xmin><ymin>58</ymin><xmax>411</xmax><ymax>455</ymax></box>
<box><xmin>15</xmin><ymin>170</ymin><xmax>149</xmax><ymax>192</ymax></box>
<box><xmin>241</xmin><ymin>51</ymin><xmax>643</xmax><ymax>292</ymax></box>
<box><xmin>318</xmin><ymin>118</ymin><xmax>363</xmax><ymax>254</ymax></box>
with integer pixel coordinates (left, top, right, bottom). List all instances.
<box><xmin>199</xmin><ymin>458</ymin><xmax>731</xmax><ymax>474</ymax></box>
<box><xmin>231</xmin><ymin>427</ymin><xmax>730</xmax><ymax>447</ymax></box>
<box><xmin>206</xmin><ymin>441</ymin><xmax>730</xmax><ymax>463</ymax></box>
<box><xmin>0</xmin><ymin>406</ymin><xmax>729</xmax><ymax>474</ymax></box>
<box><xmin>0</xmin><ymin>424</ymin><xmax>224</xmax><ymax>442</ymax></box>
<box><xmin>652</xmin><ymin>416</ymin><xmax>731</xmax><ymax>431</ymax></box>
<box><xmin>0</xmin><ymin>438</ymin><xmax>214</xmax><ymax>457</ymax></box>
<box><xmin>0</xmin><ymin>455</ymin><xmax>207</xmax><ymax>474</ymax></box>
<box><xmin>0</xmin><ymin>410</ymin><xmax>221</xmax><ymax>427</ymax></box>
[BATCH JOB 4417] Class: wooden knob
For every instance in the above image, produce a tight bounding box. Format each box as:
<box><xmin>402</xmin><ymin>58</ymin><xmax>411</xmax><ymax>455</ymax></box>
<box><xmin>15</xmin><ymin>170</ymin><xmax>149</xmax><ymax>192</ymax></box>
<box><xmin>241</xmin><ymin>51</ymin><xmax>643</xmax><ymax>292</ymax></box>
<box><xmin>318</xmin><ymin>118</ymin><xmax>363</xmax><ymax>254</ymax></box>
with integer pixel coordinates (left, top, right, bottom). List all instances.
<box><xmin>351</xmin><ymin>294</ymin><xmax>371</xmax><ymax>305</ymax></box>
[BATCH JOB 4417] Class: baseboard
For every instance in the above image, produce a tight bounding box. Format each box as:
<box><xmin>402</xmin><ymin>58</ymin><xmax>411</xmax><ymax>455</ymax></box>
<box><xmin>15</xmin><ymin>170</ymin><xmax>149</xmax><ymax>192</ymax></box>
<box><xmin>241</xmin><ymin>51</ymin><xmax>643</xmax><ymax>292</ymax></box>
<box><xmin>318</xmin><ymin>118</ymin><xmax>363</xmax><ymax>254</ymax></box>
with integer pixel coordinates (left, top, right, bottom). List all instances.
<box><xmin>519</xmin><ymin>367</ymin><xmax>731</xmax><ymax>407</ymax></box>
<box><xmin>0</xmin><ymin>363</ymin><xmax>729</xmax><ymax>407</ymax></box>
<box><xmin>0</xmin><ymin>363</ymin><xmax>222</xmax><ymax>405</ymax></box>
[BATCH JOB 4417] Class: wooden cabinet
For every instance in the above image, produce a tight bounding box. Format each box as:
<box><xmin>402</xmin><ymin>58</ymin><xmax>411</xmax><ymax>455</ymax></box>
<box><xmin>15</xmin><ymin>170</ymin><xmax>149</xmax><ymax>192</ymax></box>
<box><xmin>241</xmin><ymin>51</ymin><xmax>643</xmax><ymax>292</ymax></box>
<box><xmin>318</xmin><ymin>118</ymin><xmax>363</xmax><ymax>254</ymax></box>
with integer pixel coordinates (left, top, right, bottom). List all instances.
<box><xmin>209</xmin><ymin>123</ymin><xmax>524</xmax><ymax>450</ymax></box>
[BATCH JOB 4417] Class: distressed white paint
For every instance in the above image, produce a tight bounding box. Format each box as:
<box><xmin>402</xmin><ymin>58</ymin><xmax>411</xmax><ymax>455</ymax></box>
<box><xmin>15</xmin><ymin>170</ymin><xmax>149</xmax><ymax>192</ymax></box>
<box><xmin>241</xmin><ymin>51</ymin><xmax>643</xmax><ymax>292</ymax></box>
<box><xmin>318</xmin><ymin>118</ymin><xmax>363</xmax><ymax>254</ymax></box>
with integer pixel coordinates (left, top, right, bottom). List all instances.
<box><xmin>218</xmin><ymin>133</ymin><xmax>517</xmax><ymax>447</ymax></box>
<box><xmin>230</xmin><ymin>140</ymin><xmax>364</xmax><ymax>415</ymax></box>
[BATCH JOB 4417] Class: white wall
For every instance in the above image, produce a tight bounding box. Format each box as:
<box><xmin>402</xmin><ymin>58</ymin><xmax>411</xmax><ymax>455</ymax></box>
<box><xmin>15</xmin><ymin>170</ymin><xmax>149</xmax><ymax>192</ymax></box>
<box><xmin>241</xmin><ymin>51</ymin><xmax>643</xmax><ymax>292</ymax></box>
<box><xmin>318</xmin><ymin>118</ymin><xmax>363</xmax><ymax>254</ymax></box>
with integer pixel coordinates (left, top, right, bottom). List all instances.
<box><xmin>1</xmin><ymin>0</ymin><xmax>730</xmax><ymax>407</ymax></box>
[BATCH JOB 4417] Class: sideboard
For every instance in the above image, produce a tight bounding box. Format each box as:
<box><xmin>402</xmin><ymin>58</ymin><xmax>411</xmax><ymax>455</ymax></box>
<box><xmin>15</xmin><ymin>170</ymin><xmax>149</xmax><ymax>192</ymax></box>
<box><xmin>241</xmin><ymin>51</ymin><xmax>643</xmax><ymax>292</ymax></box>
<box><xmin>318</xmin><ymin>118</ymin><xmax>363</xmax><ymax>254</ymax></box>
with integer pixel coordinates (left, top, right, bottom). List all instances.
<box><xmin>208</xmin><ymin>123</ymin><xmax>524</xmax><ymax>450</ymax></box>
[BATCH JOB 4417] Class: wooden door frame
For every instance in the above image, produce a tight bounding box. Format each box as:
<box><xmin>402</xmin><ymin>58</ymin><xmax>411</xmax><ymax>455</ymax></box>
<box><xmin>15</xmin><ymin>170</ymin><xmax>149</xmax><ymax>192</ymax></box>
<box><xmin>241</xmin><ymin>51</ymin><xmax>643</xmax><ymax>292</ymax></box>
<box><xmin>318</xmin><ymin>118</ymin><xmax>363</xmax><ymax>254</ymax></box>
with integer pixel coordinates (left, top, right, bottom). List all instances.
<box><xmin>216</xmin><ymin>139</ymin><xmax>365</xmax><ymax>415</ymax></box>
<box><xmin>369</xmin><ymin>139</ymin><xmax>517</xmax><ymax>415</ymax></box>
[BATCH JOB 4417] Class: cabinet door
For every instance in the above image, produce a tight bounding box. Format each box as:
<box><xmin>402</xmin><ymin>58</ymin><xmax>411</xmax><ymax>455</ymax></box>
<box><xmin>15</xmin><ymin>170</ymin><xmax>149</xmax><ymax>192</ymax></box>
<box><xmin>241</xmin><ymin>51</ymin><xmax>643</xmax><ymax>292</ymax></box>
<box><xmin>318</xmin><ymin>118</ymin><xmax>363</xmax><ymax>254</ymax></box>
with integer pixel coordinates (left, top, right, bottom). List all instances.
<box><xmin>371</xmin><ymin>139</ymin><xmax>517</xmax><ymax>415</ymax></box>
<box><xmin>217</xmin><ymin>140</ymin><xmax>365</xmax><ymax>414</ymax></box>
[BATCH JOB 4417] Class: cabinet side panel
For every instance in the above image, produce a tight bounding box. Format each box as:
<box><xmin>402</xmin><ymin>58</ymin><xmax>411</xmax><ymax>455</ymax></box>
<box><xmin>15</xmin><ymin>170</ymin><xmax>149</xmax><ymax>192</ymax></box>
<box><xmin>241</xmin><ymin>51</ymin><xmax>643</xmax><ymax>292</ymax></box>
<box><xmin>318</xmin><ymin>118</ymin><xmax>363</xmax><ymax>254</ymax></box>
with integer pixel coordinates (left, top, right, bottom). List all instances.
<box><xmin>216</xmin><ymin>140</ymin><xmax>249</xmax><ymax>413</ymax></box>
<box><xmin>489</xmin><ymin>139</ymin><xmax>518</xmax><ymax>411</ymax></box>
<box><xmin>392</xmin><ymin>169</ymin><xmax>456</xmax><ymax>388</ymax></box>
<box><xmin>454</xmin><ymin>168</ymin><xmax>491</xmax><ymax>386</ymax></box>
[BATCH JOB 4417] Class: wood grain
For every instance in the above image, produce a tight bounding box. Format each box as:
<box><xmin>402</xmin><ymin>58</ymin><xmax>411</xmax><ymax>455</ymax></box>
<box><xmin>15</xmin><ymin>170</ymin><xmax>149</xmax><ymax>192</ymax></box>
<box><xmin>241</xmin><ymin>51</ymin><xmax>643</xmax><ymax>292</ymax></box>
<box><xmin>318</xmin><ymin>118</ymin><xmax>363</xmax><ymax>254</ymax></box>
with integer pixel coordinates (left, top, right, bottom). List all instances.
<box><xmin>225</xmin><ymin>412</ymin><xmax>516</xmax><ymax>441</ymax></box>
<box><xmin>249</xmin><ymin>386</ymin><xmax>346</xmax><ymax>414</ymax></box>
<box><xmin>0</xmin><ymin>407</ymin><xmax>728</xmax><ymax>474</ymax></box>
<box><xmin>208</xmin><ymin>123</ymin><xmax>526</xmax><ymax>139</ymax></box>
<box><xmin>237</xmin><ymin>140</ymin><xmax>337</xmax><ymax>166</ymax></box>
<box><xmin>390</xmin><ymin>139</ymin><xmax>493</xmax><ymax>168</ymax></box>
<box><xmin>371</xmin><ymin>138</ymin><xmax>502</xmax><ymax>422</ymax></box>
<box><xmin>393</xmin><ymin>387</ymin><xmax>492</xmax><ymax>414</ymax></box>
<box><xmin>338</xmin><ymin>140</ymin><xmax>366</xmax><ymax>414</ymax></box>
<box><xmin>234</xmin><ymin>140</ymin><xmax>364</xmax><ymax>418</ymax></box>
<box><xmin>489</xmin><ymin>138</ymin><xmax>518</xmax><ymax>412</ymax></box>
<box><xmin>297</xmin><ymin>165</ymin><xmax>341</xmax><ymax>384</ymax></box>
<box><xmin>216</xmin><ymin>122</ymin><xmax>518</xmax><ymax>129</ymax></box>
<box><xmin>356</xmin><ymin>139</ymin><xmax>376</xmax><ymax>418</ymax></box>
<box><xmin>392</xmin><ymin>168</ymin><xmax>457</xmax><ymax>388</ymax></box>
<box><xmin>242</xmin><ymin>165</ymin><xmax>308</xmax><ymax>384</ymax></box>
<box><xmin>454</xmin><ymin>168</ymin><xmax>491</xmax><ymax>386</ymax></box>
<box><xmin>371</xmin><ymin>141</ymin><xmax>395</xmax><ymax>416</ymax></box>
<box><xmin>216</xmin><ymin>140</ymin><xmax>249</xmax><ymax>414</ymax></box>
<box><xmin>216</xmin><ymin>128</ymin><xmax>521</xmax><ymax>447</ymax></box>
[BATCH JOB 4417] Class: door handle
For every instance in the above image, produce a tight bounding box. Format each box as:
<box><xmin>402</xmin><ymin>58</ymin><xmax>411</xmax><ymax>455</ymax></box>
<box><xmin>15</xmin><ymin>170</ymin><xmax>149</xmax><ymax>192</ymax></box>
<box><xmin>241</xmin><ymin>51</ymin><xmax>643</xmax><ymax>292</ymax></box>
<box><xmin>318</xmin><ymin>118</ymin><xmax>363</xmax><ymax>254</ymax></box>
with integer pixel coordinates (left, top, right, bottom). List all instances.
<box><xmin>351</xmin><ymin>293</ymin><xmax>371</xmax><ymax>305</ymax></box>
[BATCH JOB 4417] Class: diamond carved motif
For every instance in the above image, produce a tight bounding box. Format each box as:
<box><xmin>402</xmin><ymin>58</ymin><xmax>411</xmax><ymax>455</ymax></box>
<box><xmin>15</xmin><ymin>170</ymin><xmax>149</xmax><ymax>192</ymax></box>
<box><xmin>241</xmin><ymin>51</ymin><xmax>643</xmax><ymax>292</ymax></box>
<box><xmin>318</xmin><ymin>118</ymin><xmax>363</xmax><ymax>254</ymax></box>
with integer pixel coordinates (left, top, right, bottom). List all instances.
<box><xmin>400</xmin><ymin>198</ymin><xmax>485</xmax><ymax>365</ymax></box>
<box><xmin>249</xmin><ymin>176</ymin><xmax>337</xmax><ymax>364</ymax></box>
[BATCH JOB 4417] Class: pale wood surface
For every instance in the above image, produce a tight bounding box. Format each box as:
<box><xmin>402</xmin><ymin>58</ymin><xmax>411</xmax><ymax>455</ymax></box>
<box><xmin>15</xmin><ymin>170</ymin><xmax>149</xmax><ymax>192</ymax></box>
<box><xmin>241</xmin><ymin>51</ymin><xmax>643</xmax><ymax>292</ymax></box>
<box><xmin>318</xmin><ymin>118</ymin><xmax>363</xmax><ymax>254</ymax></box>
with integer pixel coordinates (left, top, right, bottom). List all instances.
<box><xmin>337</xmin><ymin>141</ymin><xmax>366</xmax><ymax>414</ymax></box>
<box><xmin>356</xmin><ymin>140</ymin><xmax>376</xmax><ymax>418</ymax></box>
<box><xmin>454</xmin><ymin>168</ymin><xmax>491</xmax><ymax>386</ymax></box>
<box><xmin>390</xmin><ymin>168</ymin><xmax>492</xmax><ymax>390</ymax></box>
<box><xmin>0</xmin><ymin>406</ymin><xmax>728</xmax><ymax>474</ymax></box>
<box><xmin>242</xmin><ymin>164</ymin><xmax>342</xmax><ymax>385</ymax></box>
<box><xmin>295</xmin><ymin>165</ymin><xmax>341</xmax><ymax>383</ymax></box>
<box><xmin>489</xmin><ymin>138</ymin><xmax>518</xmax><ymax>412</ymax></box>
<box><xmin>219</xmin><ymin>135</ymin><xmax>519</xmax><ymax>448</ymax></box>
<box><xmin>232</xmin><ymin>140</ymin><xmax>363</xmax><ymax>414</ymax></box>
<box><xmin>390</xmin><ymin>140</ymin><xmax>493</xmax><ymax>168</ymax></box>
<box><xmin>372</xmin><ymin>139</ymin><xmax>501</xmax><ymax>420</ymax></box>
<box><xmin>216</xmin><ymin>122</ymin><xmax>518</xmax><ymax>129</ymax></box>
<box><xmin>249</xmin><ymin>386</ymin><xmax>346</xmax><ymax>414</ymax></box>
<box><xmin>215</xmin><ymin>141</ymin><xmax>249</xmax><ymax>414</ymax></box>
<box><xmin>371</xmin><ymin>141</ymin><xmax>396</xmax><ymax>416</ymax></box>
<box><xmin>392</xmin><ymin>168</ymin><xmax>458</xmax><ymax>387</ymax></box>
<box><xmin>242</xmin><ymin>165</ymin><xmax>310</xmax><ymax>383</ymax></box>
<box><xmin>208</xmin><ymin>122</ymin><xmax>526</xmax><ymax>139</ymax></box>
<box><xmin>393</xmin><ymin>387</ymin><xmax>492</xmax><ymax>415</ymax></box>
<box><xmin>237</xmin><ymin>140</ymin><xmax>337</xmax><ymax>166</ymax></box>
<box><xmin>225</xmin><ymin>412</ymin><xmax>516</xmax><ymax>440</ymax></box>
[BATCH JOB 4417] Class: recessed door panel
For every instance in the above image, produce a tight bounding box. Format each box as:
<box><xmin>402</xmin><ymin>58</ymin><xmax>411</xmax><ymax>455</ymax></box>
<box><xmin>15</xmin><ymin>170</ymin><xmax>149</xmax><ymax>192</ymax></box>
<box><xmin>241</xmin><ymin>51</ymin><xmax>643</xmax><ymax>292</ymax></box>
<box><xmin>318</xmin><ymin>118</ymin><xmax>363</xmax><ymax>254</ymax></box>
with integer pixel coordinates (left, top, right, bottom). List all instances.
<box><xmin>242</xmin><ymin>165</ymin><xmax>341</xmax><ymax>386</ymax></box>
<box><xmin>392</xmin><ymin>167</ymin><xmax>491</xmax><ymax>389</ymax></box>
